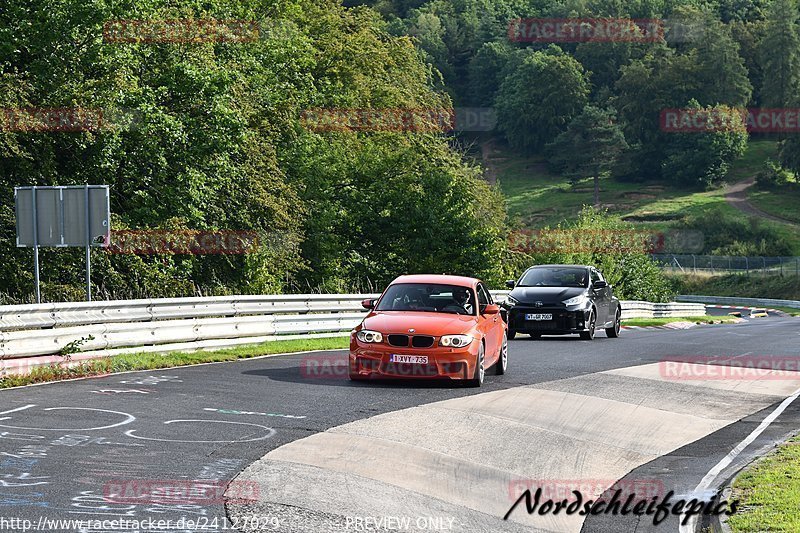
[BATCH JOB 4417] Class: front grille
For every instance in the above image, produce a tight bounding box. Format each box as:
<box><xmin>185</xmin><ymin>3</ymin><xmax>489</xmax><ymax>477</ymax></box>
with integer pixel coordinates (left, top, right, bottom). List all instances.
<box><xmin>411</xmin><ymin>335</ymin><xmax>434</xmax><ymax>348</ymax></box>
<box><xmin>511</xmin><ymin>308</ymin><xmax>579</xmax><ymax>331</ymax></box>
<box><xmin>388</xmin><ymin>334</ymin><xmax>409</xmax><ymax>347</ymax></box>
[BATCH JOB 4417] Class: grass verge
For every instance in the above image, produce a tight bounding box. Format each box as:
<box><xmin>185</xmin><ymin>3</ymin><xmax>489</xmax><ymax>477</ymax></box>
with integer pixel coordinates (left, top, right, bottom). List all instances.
<box><xmin>728</xmin><ymin>433</ymin><xmax>800</xmax><ymax>532</ymax></box>
<box><xmin>671</xmin><ymin>273</ymin><xmax>800</xmax><ymax>300</ymax></box>
<box><xmin>771</xmin><ymin>306</ymin><xmax>800</xmax><ymax>316</ymax></box>
<box><xmin>0</xmin><ymin>336</ymin><xmax>350</xmax><ymax>389</ymax></box>
<box><xmin>622</xmin><ymin>315</ymin><xmax>739</xmax><ymax>327</ymax></box>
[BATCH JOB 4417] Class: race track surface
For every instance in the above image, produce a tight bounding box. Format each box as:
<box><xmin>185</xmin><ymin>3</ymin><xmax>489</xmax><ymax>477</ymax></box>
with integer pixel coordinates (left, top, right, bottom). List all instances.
<box><xmin>1</xmin><ymin>317</ymin><xmax>798</xmax><ymax>533</ymax></box>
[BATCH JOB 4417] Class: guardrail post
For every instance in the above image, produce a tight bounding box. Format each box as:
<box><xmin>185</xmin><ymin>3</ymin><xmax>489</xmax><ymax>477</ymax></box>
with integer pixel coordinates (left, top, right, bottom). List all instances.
<box><xmin>745</xmin><ymin>257</ymin><xmax>749</xmax><ymax>273</ymax></box>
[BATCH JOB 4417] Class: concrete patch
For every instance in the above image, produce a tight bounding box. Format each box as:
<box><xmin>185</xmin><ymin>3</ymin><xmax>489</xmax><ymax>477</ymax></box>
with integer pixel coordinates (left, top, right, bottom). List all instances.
<box><xmin>229</xmin><ymin>362</ymin><xmax>800</xmax><ymax>532</ymax></box>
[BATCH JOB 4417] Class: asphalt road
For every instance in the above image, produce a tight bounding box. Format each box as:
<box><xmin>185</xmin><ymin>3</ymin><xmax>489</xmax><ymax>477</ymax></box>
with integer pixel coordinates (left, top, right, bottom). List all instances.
<box><xmin>0</xmin><ymin>316</ymin><xmax>798</xmax><ymax>532</ymax></box>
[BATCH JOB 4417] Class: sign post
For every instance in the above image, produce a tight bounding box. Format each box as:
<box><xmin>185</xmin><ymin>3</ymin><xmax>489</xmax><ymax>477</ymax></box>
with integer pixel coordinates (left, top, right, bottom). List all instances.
<box><xmin>15</xmin><ymin>185</ymin><xmax>111</xmax><ymax>303</ymax></box>
<box><xmin>31</xmin><ymin>187</ymin><xmax>41</xmax><ymax>303</ymax></box>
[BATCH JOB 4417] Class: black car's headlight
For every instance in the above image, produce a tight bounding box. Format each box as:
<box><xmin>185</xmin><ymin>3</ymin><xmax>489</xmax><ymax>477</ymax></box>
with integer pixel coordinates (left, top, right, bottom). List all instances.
<box><xmin>562</xmin><ymin>294</ymin><xmax>589</xmax><ymax>307</ymax></box>
<box><xmin>505</xmin><ymin>295</ymin><xmax>519</xmax><ymax>307</ymax></box>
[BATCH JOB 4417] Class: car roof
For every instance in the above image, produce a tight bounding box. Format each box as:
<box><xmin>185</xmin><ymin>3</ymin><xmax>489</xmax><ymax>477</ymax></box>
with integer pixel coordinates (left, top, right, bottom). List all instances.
<box><xmin>390</xmin><ymin>274</ymin><xmax>479</xmax><ymax>288</ymax></box>
<box><xmin>527</xmin><ymin>264</ymin><xmax>592</xmax><ymax>269</ymax></box>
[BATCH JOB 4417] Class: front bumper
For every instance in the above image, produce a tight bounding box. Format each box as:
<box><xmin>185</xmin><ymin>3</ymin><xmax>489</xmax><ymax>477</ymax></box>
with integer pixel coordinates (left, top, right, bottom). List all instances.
<box><xmin>349</xmin><ymin>337</ymin><xmax>478</xmax><ymax>380</ymax></box>
<box><xmin>507</xmin><ymin>306</ymin><xmax>592</xmax><ymax>334</ymax></box>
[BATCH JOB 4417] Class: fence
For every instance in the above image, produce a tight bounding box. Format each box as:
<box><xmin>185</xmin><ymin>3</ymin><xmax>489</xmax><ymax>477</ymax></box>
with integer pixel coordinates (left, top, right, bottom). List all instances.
<box><xmin>0</xmin><ymin>293</ymin><xmax>704</xmax><ymax>372</ymax></box>
<box><xmin>653</xmin><ymin>254</ymin><xmax>800</xmax><ymax>276</ymax></box>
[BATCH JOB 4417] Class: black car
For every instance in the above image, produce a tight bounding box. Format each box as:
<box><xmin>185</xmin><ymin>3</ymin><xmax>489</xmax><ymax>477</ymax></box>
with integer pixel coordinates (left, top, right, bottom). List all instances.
<box><xmin>502</xmin><ymin>265</ymin><xmax>621</xmax><ymax>340</ymax></box>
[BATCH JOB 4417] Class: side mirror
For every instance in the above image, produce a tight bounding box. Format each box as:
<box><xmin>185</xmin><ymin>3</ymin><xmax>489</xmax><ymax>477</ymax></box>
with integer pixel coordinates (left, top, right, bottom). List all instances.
<box><xmin>505</xmin><ymin>280</ymin><xmax>516</xmax><ymax>289</ymax></box>
<box><xmin>593</xmin><ymin>280</ymin><xmax>607</xmax><ymax>289</ymax></box>
<box><xmin>361</xmin><ymin>299</ymin><xmax>375</xmax><ymax>310</ymax></box>
<box><xmin>483</xmin><ymin>303</ymin><xmax>500</xmax><ymax>315</ymax></box>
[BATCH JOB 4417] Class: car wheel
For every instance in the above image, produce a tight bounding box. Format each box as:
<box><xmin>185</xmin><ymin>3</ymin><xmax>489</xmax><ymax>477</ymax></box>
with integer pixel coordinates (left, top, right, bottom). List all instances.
<box><xmin>466</xmin><ymin>342</ymin><xmax>485</xmax><ymax>387</ymax></box>
<box><xmin>495</xmin><ymin>333</ymin><xmax>508</xmax><ymax>375</ymax></box>
<box><xmin>580</xmin><ymin>310</ymin><xmax>596</xmax><ymax>340</ymax></box>
<box><xmin>606</xmin><ymin>308</ymin><xmax>621</xmax><ymax>338</ymax></box>
<box><xmin>507</xmin><ymin>329</ymin><xmax>517</xmax><ymax>340</ymax></box>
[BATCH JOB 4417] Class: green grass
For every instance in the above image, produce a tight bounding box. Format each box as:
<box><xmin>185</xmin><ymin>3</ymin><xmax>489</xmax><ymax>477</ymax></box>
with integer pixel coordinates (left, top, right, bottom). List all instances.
<box><xmin>495</xmin><ymin>139</ymin><xmax>800</xmax><ymax>254</ymax></box>
<box><xmin>728</xmin><ymin>433</ymin><xmax>800</xmax><ymax>532</ymax></box>
<box><xmin>771</xmin><ymin>306</ymin><xmax>800</xmax><ymax>316</ymax></box>
<box><xmin>0</xmin><ymin>336</ymin><xmax>349</xmax><ymax>389</ymax></box>
<box><xmin>748</xmin><ymin>187</ymin><xmax>800</xmax><ymax>224</ymax></box>
<box><xmin>672</xmin><ymin>273</ymin><xmax>800</xmax><ymax>300</ymax></box>
<box><xmin>726</xmin><ymin>139</ymin><xmax>779</xmax><ymax>181</ymax></box>
<box><xmin>622</xmin><ymin>315</ymin><xmax>738</xmax><ymax>327</ymax></box>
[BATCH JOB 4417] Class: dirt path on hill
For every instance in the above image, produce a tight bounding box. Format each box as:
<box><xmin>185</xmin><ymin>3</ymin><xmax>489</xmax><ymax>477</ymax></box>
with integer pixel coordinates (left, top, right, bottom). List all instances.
<box><xmin>724</xmin><ymin>177</ymin><xmax>799</xmax><ymax>227</ymax></box>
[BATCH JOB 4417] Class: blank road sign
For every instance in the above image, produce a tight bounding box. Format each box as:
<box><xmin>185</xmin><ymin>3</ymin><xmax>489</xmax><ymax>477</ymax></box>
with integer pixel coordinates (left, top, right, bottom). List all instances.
<box><xmin>15</xmin><ymin>185</ymin><xmax>110</xmax><ymax>247</ymax></box>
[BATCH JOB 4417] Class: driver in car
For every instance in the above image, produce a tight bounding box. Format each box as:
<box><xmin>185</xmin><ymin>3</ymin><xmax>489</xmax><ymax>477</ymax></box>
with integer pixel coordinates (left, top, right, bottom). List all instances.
<box><xmin>446</xmin><ymin>287</ymin><xmax>474</xmax><ymax>315</ymax></box>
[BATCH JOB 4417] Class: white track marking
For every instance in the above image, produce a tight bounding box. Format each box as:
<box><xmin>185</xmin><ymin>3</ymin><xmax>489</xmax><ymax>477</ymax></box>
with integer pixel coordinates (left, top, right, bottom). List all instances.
<box><xmin>0</xmin><ymin>404</ymin><xmax>36</xmax><ymax>419</ymax></box>
<box><xmin>124</xmin><ymin>419</ymin><xmax>276</xmax><ymax>443</ymax></box>
<box><xmin>679</xmin><ymin>385</ymin><xmax>800</xmax><ymax>533</ymax></box>
<box><xmin>0</xmin><ymin>407</ymin><xmax>135</xmax><ymax>431</ymax></box>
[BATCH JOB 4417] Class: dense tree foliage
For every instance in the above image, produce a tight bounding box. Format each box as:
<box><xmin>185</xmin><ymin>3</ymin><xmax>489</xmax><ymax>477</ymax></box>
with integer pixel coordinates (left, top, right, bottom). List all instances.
<box><xmin>496</xmin><ymin>46</ymin><xmax>590</xmax><ymax>152</ymax></box>
<box><xmin>0</xmin><ymin>0</ymin><xmax>513</xmax><ymax>302</ymax></box>
<box><xmin>355</xmin><ymin>0</ymin><xmax>799</xmax><ymax>182</ymax></box>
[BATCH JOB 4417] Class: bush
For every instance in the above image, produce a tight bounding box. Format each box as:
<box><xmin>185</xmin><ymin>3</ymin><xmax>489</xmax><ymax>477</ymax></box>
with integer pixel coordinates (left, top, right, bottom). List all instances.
<box><xmin>510</xmin><ymin>206</ymin><xmax>676</xmax><ymax>302</ymax></box>
<box><xmin>756</xmin><ymin>160</ymin><xmax>794</xmax><ymax>189</ymax></box>
<box><xmin>680</xmin><ymin>210</ymin><xmax>793</xmax><ymax>256</ymax></box>
<box><xmin>672</xmin><ymin>274</ymin><xmax>800</xmax><ymax>300</ymax></box>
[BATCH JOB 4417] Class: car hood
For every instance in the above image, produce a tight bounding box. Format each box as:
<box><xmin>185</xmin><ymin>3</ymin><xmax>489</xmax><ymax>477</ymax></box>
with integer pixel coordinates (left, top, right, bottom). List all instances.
<box><xmin>362</xmin><ymin>312</ymin><xmax>476</xmax><ymax>336</ymax></box>
<box><xmin>510</xmin><ymin>286</ymin><xmax>586</xmax><ymax>305</ymax></box>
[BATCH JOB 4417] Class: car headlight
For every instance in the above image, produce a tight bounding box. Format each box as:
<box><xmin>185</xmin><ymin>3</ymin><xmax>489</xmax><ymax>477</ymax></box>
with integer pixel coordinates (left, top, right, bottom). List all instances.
<box><xmin>356</xmin><ymin>330</ymin><xmax>383</xmax><ymax>343</ymax></box>
<box><xmin>562</xmin><ymin>294</ymin><xmax>589</xmax><ymax>307</ymax></box>
<box><xmin>439</xmin><ymin>334</ymin><xmax>473</xmax><ymax>348</ymax></box>
<box><xmin>505</xmin><ymin>296</ymin><xmax>519</xmax><ymax>306</ymax></box>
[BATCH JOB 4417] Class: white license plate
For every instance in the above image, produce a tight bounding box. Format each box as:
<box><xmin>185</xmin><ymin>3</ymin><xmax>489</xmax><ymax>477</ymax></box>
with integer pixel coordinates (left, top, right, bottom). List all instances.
<box><xmin>390</xmin><ymin>354</ymin><xmax>429</xmax><ymax>364</ymax></box>
<box><xmin>525</xmin><ymin>313</ymin><xmax>553</xmax><ymax>321</ymax></box>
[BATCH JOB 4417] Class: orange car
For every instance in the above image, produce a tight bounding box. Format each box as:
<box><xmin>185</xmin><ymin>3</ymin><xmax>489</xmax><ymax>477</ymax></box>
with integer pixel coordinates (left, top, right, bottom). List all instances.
<box><xmin>349</xmin><ymin>274</ymin><xmax>508</xmax><ymax>387</ymax></box>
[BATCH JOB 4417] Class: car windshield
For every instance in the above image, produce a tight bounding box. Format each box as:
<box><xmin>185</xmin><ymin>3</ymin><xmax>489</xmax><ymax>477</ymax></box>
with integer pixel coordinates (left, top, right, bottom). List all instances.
<box><xmin>518</xmin><ymin>267</ymin><xmax>589</xmax><ymax>288</ymax></box>
<box><xmin>375</xmin><ymin>283</ymin><xmax>476</xmax><ymax>315</ymax></box>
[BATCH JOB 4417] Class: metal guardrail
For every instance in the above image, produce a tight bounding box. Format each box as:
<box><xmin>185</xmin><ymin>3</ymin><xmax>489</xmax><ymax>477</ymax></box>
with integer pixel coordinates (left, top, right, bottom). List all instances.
<box><xmin>0</xmin><ymin>293</ymin><xmax>704</xmax><ymax>361</ymax></box>
<box><xmin>677</xmin><ymin>295</ymin><xmax>800</xmax><ymax>309</ymax></box>
<box><xmin>619</xmin><ymin>301</ymin><xmax>706</xmax><ymax>320</ymax></box>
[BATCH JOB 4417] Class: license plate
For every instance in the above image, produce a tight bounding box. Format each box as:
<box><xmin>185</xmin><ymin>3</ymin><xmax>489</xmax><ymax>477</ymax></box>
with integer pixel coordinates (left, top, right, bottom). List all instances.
<box><xmin>525</xmin><ymin>313</ymin><xmax>553</xmax><ymax>321</ymax></box>
<box><xmin>390</xmin><ymin>354</ymin><xmax>429</xmax><ymax>364</ymax></box>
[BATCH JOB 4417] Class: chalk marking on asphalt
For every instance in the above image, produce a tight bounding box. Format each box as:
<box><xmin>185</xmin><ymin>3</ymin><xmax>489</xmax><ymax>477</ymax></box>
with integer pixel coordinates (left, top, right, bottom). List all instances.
<box><xmin>0</xmin><ymin>405</ymin><xmax>36</xmax><ymax>419</ymax></box>
<box><xmin>90</xmin><ymin>389</ymin><xmax>150</xmax><ymax>395</ymax></box>
<box><xmin>124</xmin><ymin>419</ymin><xmax>276</xmax><ymax>443</ymax></box>
<box><xmin>679</xmin><ymin>384</ymin><xmax>800</xmax><ymax>533</ymax></box>
<box><xmin>0</xmin><ymin>407</ymin><xmax>136</xmax><ymax>431</ymax></box>
<box><xmin>203</xmin><ymin>407</ymin><xmax>306</xmax><ymax>419</ymax></box>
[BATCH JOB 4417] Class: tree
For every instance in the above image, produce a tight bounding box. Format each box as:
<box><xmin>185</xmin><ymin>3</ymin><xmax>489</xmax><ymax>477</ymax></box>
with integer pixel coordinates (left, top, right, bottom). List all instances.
<box><xmin>546</xmin><ymin>106</ymin><xmax>628</xmax><ymax>206</ymax></box>
<box><xmin>757</xmin><ymin>0</ymin><xmax>800</xmax><ymax>172</ymax></box>
<box><xmin>660</xmin><ymin>101</ymin><xmax>748</xmax><ymax>187</ymax></box>
<box><xmin>467</xmin><ymin>41</ymin><xmax>513</xmax><ymax>106</ymax></box>
<box><xmin>758</xmin><ymin>0</ymin><xmax>800</xmax><ymax>107</ymax></box>
<box><xmin>496</xmin><ymin>46</ymin><xmax>590</xmax><ymax>152</ymax></box>
<box><xmin>693</xmin><ymin>15</ymin><xmax>752</xmax><ymax>107</ymax></box>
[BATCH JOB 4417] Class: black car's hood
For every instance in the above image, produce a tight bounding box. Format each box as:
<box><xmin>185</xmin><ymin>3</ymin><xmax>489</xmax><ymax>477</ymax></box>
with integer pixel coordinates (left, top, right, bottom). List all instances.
<box><xmin>509</xmin><ymin>286</ymin><xmax>586</xmax><ymax>305</ymax></box>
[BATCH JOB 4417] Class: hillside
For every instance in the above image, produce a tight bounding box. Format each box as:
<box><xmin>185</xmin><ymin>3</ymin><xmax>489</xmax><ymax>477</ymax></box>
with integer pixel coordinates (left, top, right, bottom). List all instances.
<box><xmin>491</xmin><ymin>139</ymin><xmax>800</xmax><ymax>256</ymax></box>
